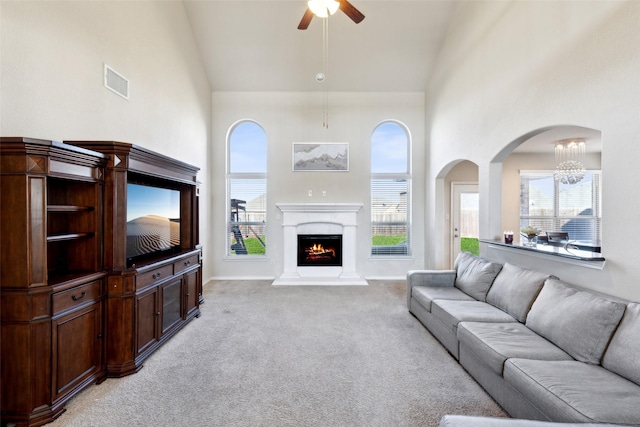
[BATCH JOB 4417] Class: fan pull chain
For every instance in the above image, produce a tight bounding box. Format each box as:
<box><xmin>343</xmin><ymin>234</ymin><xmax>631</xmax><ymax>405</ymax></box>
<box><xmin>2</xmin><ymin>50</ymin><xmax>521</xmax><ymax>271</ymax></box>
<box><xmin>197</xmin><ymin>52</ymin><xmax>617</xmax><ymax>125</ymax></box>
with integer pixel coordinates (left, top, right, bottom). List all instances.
<box><xmin>322</xmin><ymin>17</ymin><xmax>329</xmax><ymax>129</ymax></box>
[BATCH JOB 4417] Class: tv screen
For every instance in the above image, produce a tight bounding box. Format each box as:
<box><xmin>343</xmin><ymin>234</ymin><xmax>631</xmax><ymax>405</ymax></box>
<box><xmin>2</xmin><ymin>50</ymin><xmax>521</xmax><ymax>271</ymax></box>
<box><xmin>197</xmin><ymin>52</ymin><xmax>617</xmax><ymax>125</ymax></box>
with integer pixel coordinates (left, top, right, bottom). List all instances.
<box><xmin>126</xmin><ymin>182</ymin><xmax>181</xmax><ymax>264</ymax></box>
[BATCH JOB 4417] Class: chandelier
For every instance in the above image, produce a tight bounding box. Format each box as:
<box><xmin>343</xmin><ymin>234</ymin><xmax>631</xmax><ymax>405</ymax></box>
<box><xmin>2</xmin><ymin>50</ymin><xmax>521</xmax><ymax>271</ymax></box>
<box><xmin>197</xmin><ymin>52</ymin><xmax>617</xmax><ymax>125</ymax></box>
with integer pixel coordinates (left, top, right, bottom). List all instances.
<box><xmin>308</xmin><ymin>0</ymin><xmax>340</xmax><ymax>18</ymax></box>
<box><xmin>553</xmin><ymin>138</ymin><xmax>586</xmax><ymax>185</ymax></box>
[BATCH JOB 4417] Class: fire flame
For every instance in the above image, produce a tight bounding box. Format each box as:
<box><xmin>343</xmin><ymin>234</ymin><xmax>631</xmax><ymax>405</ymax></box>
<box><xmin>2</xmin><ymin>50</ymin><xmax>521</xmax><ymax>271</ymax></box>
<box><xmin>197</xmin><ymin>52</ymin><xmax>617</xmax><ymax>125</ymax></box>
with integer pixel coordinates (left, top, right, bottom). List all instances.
<box><xmin>306</xmin><ymin>243</ymin><xmax>335</xmax><ymax>257</ymax></box>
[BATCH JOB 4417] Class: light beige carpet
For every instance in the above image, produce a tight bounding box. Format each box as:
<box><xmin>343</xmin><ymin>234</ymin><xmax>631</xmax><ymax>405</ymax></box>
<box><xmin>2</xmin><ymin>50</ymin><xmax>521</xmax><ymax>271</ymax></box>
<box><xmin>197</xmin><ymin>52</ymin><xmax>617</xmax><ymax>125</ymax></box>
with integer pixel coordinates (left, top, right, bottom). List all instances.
<box><xmin>53</xmin><ymin>280</ymin><xmax>507</xmax><ymax>427</ymax></box>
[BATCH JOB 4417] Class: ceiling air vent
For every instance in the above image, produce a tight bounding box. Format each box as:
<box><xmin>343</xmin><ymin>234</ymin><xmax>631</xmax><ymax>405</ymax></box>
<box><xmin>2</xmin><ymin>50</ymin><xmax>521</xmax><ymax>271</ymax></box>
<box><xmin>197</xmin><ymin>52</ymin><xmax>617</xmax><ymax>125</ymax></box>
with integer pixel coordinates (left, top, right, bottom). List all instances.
<box><xmin>104</xmin><ymin>64</ymin><xmax>129</xmax><ymax>99</ymax></box>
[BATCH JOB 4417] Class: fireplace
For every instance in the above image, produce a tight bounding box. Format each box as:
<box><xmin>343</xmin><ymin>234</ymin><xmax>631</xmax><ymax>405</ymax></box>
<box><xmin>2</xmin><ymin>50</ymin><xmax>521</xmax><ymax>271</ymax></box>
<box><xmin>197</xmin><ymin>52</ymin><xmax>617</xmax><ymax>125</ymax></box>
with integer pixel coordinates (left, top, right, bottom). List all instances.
<box><xmin>297</xmin><ymin>234</ymin><xmax>342</xmax><ymax>267</ymax></box>
<box><xmin>273</xmin><ymin>203</ymin><xmax>366</xmax><ymax>285</ymax></box>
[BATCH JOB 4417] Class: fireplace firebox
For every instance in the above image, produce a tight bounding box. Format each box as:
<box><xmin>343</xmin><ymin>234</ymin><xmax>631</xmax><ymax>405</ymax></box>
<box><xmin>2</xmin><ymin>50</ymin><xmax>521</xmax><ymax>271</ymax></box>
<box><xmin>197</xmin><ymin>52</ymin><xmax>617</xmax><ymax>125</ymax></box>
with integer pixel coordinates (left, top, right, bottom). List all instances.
<box><xmin>297</xmin><ymin>234</ymin><xmax>342</xmax><ymax>267</ymax></box>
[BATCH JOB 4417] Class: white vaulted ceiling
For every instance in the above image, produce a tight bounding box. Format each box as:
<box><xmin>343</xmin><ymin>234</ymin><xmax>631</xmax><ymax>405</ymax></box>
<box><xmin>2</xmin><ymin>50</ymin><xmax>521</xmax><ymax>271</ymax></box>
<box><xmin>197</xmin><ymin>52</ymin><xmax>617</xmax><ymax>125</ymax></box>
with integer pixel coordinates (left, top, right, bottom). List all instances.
<box><xmin>183</xmin><ymin>0</ymin><xmax>459</xmax><ymax>92</ymax></box>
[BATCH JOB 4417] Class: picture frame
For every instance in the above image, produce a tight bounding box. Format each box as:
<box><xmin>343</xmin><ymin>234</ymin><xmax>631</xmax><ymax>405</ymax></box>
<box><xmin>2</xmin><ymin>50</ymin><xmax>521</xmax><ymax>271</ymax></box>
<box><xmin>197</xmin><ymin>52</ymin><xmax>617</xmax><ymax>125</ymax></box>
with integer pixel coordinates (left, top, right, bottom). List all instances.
<box><xmin>292</xmin><ymin>143</ymin><xmax>349</xmax><ymax>172</ymax></box>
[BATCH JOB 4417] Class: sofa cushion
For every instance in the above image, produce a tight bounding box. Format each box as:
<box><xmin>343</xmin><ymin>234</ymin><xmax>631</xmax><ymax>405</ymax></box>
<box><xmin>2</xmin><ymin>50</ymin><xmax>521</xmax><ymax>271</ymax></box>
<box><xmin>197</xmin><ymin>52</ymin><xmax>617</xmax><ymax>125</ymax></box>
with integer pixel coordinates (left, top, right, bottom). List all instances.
<box><xmin>457</xmin><ymin>322</ymin><xmax>572</xmax><ymax>376</ymax></box>
<box><xmin>454</xmin><ymin>256</ymin><xmax>503</xmax><ymax>302</ymax></box>
<box><xmin>453</xmin><ymin>251</ymin><xmax>478</xmax><ymax>276</ymax></box>
<box><xmin>431</xmin><ymin>300</ymin><xmax>516</xmax><ymax>336</ymax></box>
<box><xmin>412</xmin><ymin>286</ymin><xmax>475</xmax><ymax>313</ymax></box>
<box><xmin>504</xmin><ymin>359</ymin><xmax>640</xmax><ymax>425</ymax></box>
<box><xmin>602</xmin><ymin>302</ymin><xmax>640</xmax><ymax>386</ymax></box>
<box><xmin>407</xmin><ymin>270</ymin><xmax>457</xmax><ymax>308</ymax></box>
<box><xmin>486</xmin><ymin>263</ymin><xmax>551</xmax><ymax>322</ymax></box>
<box><xmin>525</xmin><ymin>278</ymin><xmax>626</xmax><ymax>364</ymax></box>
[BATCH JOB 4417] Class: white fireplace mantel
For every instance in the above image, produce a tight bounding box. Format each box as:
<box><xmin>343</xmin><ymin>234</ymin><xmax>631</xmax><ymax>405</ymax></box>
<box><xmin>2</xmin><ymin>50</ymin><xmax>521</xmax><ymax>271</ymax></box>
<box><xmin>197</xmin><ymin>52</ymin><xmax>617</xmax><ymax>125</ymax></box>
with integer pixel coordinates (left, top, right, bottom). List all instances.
<box><xmin>273</xmin><ymin>203</ymin><xmax>367</xmax><ymax>286</ymax></box>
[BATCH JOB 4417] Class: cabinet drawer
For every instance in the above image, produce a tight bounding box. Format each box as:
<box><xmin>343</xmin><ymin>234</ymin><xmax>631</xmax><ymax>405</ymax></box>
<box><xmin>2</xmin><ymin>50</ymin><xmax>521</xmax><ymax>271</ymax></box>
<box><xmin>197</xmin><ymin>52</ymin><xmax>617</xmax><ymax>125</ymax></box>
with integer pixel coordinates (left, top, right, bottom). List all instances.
<box><xmin>136</xmin><ymin>265</ymin><xmax>173</xmax><ymax>289</ymax></box>
<box><xmin>53</xmin><ymin>280</ymin><xmax>102</xmax><ymax>315</ymax></box>
<box><xmin>173</xmin><ymin>255</ymin><xmax>199</xmax><ymax>275</ymax></box>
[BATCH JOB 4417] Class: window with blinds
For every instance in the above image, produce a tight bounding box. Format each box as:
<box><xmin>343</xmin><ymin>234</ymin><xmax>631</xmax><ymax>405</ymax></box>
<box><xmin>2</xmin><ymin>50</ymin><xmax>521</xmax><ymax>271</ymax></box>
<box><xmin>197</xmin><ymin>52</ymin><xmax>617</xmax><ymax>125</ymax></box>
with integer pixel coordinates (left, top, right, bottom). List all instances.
<box><xmin>371</xmin><ymin>121</ymin><xmax>411</xmax><ymax>256</ymax></box>
<box><xmin>227</xmin><ymin>121</ymin><xmax>267</xmax><ymax>256</ymax></box>
<box><xmin>520</xmin><ymin>170</ymin><xmax>601</xmax><ymax>245</ymax></box>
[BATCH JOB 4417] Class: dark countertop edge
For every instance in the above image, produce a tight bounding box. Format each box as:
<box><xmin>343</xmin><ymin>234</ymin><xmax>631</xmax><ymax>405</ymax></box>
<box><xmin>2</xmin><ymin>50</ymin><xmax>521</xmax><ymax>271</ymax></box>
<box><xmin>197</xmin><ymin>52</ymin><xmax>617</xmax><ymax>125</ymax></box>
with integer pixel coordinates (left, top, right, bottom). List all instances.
<box><xmin>479</xmin><ymin>239</ymin><xmax>605</xmax><ymax>262</ymax></box>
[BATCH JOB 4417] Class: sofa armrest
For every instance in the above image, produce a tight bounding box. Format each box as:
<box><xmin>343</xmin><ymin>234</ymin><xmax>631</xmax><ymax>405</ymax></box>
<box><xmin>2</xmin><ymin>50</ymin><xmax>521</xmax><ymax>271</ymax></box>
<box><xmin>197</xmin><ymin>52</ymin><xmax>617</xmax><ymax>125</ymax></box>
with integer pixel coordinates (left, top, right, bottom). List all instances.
<box><xmin>406</xmin><ymin>269</ymin><xmax>456</xmax><ymax>308</ymax></box>
<box><xmin>439</xmin><ymin>415</ymin><xmax>614</xmax><ymax>427</ymax></box>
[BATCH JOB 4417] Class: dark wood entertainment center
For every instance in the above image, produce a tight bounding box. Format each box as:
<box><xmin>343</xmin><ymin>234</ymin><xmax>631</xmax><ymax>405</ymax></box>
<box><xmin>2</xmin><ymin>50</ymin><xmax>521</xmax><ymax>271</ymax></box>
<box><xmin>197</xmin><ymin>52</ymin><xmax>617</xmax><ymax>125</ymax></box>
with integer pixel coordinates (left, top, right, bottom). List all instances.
<box><xmin>1</xmin><ymin>138</ymin><xmax>202</xmax><ymax>427</ymax></box>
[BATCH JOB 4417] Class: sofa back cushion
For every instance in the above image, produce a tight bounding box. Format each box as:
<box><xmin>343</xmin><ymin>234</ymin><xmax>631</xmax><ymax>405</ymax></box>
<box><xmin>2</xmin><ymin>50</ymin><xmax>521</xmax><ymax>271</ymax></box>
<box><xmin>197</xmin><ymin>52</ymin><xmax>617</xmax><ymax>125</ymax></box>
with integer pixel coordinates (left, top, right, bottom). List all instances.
<box><xmin>454</xmin><ymin>254</ymin><xmax>502</xmax><ymax>302</ymax></box>
<box><xmin>453</xmin><ymin>251</ymin><xmax>477</xmax><ymax>277</ymax></box>
<box><xmin>486</xmin><ymin>263</ymin><xmax>552</xmax><ymax>322</ymax></box>
<box><xmin>525</xmin><ymin>278</ymin><xmax>626</xmax><ymax>364</ymax></box>
<box><xmin>602</xmin><ymin>303</ymin><xmax>640</xmax><ymax>385</ymax></box>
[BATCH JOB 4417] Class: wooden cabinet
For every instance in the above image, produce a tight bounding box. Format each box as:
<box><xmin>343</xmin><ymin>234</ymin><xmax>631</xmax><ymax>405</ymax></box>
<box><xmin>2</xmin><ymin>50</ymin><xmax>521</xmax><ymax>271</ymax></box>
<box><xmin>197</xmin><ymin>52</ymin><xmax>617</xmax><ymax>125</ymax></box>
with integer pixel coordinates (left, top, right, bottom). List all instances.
<box><xmin>1</xmin><ymin>138</ymin><xmax>202</xmax><ymax>426</ymax></box>
<box><xmin>134</xmin><ymin>270</ymin><xmax>191</xmax><ymax>358</ymax></box>
<box><xmin>184</xmin><ymin>267</ymin><xmax>200</xmax><ymax>318</ymax></box>
<box><xmin>136</xmin><ymin>285</ymin><xmax>160</xmax><ymax>356</ymax></box>
<box><xmin>161</xmin><ymin>278</ymin><xmax>183</xmax><ymax>334</ymax></box>
<box><xmin>1</xmin><ymin>137</ymin><xmax>107</xmax><ymax>427</ymax></box>
<box><xmin>64</xmin><ymin>141</ymin><xmax>202</xmax><ymax>378</ymax></box>
<box><xmin>131</xmin><ymin>250</ymin><xmax>202</xmax><ymax>367</ymax></box>
<box><xmin>51</xmin><ymin>279</ymin><xmax>104</xmax><ymax>403</ymax></box>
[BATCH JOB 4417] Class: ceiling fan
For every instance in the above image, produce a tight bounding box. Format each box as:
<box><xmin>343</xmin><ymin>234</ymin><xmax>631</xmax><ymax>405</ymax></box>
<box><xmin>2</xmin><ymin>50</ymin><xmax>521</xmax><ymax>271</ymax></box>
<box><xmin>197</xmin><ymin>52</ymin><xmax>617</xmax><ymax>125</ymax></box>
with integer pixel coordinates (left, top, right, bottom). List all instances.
<box><xmin>298</xmin><ymin>0</ymin><xmax>365</xmax><ymax>30</ymax></box>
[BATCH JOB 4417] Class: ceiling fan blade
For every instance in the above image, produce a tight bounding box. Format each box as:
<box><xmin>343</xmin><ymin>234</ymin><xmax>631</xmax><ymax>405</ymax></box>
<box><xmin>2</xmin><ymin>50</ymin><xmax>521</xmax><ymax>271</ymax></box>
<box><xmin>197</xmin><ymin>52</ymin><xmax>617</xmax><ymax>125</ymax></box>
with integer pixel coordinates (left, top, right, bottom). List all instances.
<box><xmin>338</xmin><ymin>0</ymin><xmax>365</xmax><ymax>24</ymax></box>
<box><xmin>298</xmin><ymin>8</ymin><xmax>314</xmax><ymax>30</ymax></box>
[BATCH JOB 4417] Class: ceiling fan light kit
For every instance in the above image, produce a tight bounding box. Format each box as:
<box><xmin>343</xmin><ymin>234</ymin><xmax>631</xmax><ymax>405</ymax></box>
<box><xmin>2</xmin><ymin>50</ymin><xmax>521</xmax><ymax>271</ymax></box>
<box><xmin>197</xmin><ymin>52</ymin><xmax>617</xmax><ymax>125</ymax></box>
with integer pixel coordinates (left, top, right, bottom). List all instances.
<box><xmin>298</xmin><ymin>0</ymin><xmax>365</xmax><ymax>30</ymax></box>
<box><xmin>308</xmin><ymin>0</ymin><xmax>340</xmax><ymax>18</ymax></box>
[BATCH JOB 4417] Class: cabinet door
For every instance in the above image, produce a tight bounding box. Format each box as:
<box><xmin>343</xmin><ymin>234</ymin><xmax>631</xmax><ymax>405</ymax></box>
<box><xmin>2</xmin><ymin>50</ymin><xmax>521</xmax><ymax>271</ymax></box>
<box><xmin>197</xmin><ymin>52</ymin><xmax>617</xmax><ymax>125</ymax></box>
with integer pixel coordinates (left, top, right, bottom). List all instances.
<box><xmin>136</xmin><ymin>287</ymin><xmax>159</xmax><ymax>356</ymax></box>
<box><xmin>161</xmin><ymin>278</ymin><xmax>183</xmax><ymax>335</ymax></box>
<box><xmin>52</xmin><ymin>301</ymin><xmax>103</xmax><ymax>402</ymax></box>
<box><xmin>184</xmin><ymin>268</ymin><xmax>199</xmax><ymax>318</ymax></box>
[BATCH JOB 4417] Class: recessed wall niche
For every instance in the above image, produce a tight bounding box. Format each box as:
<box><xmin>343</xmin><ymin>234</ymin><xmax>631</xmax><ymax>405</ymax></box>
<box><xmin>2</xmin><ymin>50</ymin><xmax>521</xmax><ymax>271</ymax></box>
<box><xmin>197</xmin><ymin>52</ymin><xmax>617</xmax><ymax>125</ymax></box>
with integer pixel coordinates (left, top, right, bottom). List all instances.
<box><xmin>497</xmin><ymin>125</ymin><xmax>602</xmax><ymax>249</ymax></box>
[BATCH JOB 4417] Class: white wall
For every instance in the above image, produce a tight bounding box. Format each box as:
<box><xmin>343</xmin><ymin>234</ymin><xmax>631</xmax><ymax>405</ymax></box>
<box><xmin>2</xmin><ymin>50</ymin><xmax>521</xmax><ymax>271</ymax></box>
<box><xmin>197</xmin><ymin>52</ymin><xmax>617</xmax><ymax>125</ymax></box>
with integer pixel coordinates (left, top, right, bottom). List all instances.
<box><xmin>211</xmin><ymin>91</ymin><xmax>426</xmax><ymax>280</ymax></box>
<box><xmin>0</xmin><ymin>1</ymin><xmax>213</xmax><ymax>280</ymax></box>
<box><xmin>426</xmin><ymin>1</ymin><xmax>640</xmax><ymax>300</ymax></box>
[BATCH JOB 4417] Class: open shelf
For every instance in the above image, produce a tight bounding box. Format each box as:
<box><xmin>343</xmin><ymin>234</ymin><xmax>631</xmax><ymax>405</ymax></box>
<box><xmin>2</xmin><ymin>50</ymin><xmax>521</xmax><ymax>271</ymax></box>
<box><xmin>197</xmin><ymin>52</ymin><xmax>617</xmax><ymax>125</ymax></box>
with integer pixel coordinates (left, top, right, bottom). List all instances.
<box><xmin>46</xmin><ymin>177</ymin><xmax>102</xmax><ymax>278</ymax></box>
<box><xmin>48</xmin><ymin>205</ymin><xmax>95</xmax><ymax>212</ymax></box>
<box><xmin>47</xmin><ymin>232</ymin><xmax>95</xmax><ymax>242</ymax></box>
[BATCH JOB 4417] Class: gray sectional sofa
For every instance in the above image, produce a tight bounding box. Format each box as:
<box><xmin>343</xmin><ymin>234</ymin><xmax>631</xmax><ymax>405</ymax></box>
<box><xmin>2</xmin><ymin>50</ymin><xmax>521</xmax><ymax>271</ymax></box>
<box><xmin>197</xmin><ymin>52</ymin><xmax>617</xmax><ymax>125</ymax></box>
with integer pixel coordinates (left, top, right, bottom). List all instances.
<box><xmin>407</xmin><ymin>252</ymin><xmax>640</xmax><ymax>426</ymax></box>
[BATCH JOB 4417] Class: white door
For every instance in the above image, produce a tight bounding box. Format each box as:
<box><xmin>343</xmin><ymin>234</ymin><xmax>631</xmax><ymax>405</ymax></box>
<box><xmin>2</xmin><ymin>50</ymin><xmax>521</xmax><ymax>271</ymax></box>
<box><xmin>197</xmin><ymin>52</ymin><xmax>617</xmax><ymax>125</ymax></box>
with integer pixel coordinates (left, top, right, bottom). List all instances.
<box><xmin>451</xmin><ymin>183</ymin><xmax>479</xmax><ymax>266</ymax></box>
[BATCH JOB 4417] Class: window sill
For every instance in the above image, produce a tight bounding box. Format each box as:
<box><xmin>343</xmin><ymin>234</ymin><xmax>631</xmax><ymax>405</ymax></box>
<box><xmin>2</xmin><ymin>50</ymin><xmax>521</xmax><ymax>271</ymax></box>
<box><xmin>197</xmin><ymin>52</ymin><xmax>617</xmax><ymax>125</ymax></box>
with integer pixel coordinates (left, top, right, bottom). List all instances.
<box><xmin>480</xmin><ymin>239</ymin><xmax>605</xmax><ymax>270</ymax></box>
<box><xmin>224</xmin><ymin>255</ymin><xmax>269</xmax><ymax>261</ymax></box>
<box><xmin>369</xmin><ymin>255</ymin><xmax>414</xmax><ymax>260</ymax></box>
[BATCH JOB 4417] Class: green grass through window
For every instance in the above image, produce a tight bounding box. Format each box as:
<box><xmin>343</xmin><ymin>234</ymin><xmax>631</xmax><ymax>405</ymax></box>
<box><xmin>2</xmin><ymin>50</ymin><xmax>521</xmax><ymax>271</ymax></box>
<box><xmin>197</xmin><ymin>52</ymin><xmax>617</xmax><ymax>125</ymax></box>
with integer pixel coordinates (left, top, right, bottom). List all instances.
<box><xmin>461</xmin><ymin>237</ymin><xmax>479</xmax><ymax>256</ymax></box>
<box><xmin>231</xmin><ymin>236</ymin><xmax>266</xmax><ymax>255</ymax></box>
<box><xmin>372</xmin><ymin>235</ymin><xmax>406</xmax><ymax>246</ymax></box>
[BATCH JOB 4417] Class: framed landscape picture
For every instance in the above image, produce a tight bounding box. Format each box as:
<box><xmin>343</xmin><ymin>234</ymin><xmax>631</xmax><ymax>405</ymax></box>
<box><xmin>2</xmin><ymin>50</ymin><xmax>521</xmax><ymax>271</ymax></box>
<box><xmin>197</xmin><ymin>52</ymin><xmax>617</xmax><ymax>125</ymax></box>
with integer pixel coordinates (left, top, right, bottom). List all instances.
<box><xmin>292</xmin><ymin>143</ymin><xmax>349</xmax><ymax>171</ymax></box>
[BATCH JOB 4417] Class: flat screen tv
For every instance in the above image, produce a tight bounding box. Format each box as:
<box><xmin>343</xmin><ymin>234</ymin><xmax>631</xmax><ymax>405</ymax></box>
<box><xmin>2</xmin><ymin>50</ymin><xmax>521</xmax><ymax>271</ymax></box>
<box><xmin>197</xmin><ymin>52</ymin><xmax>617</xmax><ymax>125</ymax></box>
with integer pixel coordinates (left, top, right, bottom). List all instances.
<box><xmin>126</xmin><ymin>181</ymin><xmax>181</xmax><ymax>266</ymax></box>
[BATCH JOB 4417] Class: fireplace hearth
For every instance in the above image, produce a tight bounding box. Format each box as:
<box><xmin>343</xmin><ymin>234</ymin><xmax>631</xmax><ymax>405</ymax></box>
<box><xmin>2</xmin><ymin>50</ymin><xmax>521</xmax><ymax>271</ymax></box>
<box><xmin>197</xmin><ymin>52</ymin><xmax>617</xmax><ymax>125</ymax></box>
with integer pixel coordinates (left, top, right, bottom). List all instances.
<box><xmin>297</xmin><ymin>234</ymin><xmax>342</xmax><ymax>267</ymax></box>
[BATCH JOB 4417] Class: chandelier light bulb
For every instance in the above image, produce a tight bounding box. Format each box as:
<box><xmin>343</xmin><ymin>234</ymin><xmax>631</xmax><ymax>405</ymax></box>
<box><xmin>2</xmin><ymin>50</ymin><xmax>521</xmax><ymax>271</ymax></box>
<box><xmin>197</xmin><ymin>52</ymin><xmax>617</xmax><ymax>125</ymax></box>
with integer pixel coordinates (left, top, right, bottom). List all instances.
<box><xmin>554</xmin><ymin>138</ymin><xmax>586</xmax><ymax>185</ymax></box>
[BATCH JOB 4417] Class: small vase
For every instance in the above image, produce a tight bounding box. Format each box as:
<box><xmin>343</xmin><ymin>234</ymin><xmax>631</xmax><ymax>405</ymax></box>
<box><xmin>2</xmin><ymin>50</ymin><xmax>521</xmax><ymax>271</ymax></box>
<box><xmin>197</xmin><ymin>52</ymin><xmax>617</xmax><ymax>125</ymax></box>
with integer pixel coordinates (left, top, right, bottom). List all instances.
<box><xmin>524</xmin><ymin>234</ymin><xmax>538</xmax><ymax>247</ymax></box>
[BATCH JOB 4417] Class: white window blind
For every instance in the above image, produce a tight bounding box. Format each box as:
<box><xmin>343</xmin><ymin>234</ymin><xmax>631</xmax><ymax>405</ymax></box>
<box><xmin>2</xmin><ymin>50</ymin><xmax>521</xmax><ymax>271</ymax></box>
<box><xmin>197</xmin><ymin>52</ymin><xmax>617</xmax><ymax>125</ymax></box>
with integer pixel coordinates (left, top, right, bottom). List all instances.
<box><xmin>370</xmin><ymin>121</ymin><xmax>411</xmax><ymax>256</ymax></box>
<box><xmin>371</xmin><ymin>178</ymin><xmax>411</xmax><ymax>255</ymax></box>
<box><xmin>227</xmin><ymin>122</ymin><xmax>267</xmax><ymax>256</ymax></box>
<box><xmin>520</xmin><ymin>171</ymin><xmax>601</xmax><ymax>245</ymax></box>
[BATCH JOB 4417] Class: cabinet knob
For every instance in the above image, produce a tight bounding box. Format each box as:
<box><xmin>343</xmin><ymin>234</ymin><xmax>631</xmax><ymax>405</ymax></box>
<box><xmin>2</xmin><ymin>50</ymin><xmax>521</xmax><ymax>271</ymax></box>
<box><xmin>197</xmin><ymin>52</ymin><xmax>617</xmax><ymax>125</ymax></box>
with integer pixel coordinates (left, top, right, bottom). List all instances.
<box><xmin>184</xmin><ymin>260</ymin><xmax>191</xmax><ymax>266</ymax></box>
<box><xmin>72</xmin><ymin>290</ymin><xmax>87</xmax><ymax>301</ymax></box>
<box><xmin>152</xmin><ymin>272</ymin><xmax>161</xmax><ymax>280</ymax></box>
<box><xmin>156</xmin><ymin>311</ymin><xmax>160</xmax><ymax>316</ymax></box>
<box><xmin>97</xmin><ymin>333</ymin><xmax>103</xmax><ymax>339</ymax></box>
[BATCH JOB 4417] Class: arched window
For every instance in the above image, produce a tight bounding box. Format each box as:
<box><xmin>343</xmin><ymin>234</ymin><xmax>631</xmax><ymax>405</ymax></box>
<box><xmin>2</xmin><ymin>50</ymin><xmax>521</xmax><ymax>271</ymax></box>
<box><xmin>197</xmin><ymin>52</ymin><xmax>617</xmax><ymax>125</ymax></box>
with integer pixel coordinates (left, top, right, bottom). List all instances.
<box><xmin>227</xmin><ymin>121</ymin><xmax>267</xmax><ymax>256</ymax></box>
<box><xmin>370</xmin><ymin>121</ymin><xmax>411</xmax><ymax>256</ymax></box>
